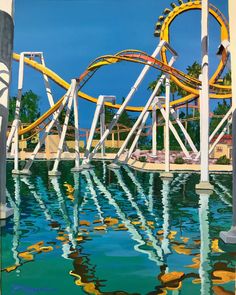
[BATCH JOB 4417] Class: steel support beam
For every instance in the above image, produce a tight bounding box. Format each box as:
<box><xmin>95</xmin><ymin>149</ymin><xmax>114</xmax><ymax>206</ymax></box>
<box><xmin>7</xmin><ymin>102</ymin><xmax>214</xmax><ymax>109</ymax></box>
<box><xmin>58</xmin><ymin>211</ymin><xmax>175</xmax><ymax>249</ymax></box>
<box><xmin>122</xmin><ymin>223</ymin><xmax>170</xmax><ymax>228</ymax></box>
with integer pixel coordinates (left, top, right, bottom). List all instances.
<box><xmin>196</xmin><ymin>0</ymin><xmax>213</xmax><ymax>191</ymax></box>
<box><xmin>83</xmin><ymin>41</ymin><xmax>171</xmax><ymax>165</ymax></box>
<box><xmin>220</xmin><ymin>0</ymin><xmax>236</xmax><ymax>243</ymax></box>
<box><xmin>0</xmin><ymin>1</ymin><xmax>14</xmax><ymax>220</ymax></box>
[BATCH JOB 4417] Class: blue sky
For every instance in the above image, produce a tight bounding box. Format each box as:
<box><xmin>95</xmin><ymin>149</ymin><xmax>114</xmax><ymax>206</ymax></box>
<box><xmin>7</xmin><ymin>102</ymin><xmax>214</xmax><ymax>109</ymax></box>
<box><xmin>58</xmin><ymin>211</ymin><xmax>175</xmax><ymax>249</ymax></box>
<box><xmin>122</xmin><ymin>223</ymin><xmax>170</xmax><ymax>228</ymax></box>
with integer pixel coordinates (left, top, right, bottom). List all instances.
<box><xmin>12</xmin><ymin>0</ymin><xmax>229</xmax><ymax>128</ymax></box>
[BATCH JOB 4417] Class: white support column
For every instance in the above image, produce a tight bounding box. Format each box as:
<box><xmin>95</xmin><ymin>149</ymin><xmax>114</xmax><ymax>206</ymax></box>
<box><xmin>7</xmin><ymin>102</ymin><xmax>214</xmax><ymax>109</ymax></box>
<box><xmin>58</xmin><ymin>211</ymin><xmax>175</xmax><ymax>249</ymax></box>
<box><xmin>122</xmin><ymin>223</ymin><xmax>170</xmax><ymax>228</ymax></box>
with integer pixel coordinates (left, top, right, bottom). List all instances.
<box><xmin>109</xmin><ymin>73</ymin><xmax>166</xmax><ymax>169</ymax></box>
<box><xmin>83</xmin><ymin>95</ymin><xmax>104</xmax><ymax>163</ymax></box>
<box><xmin>0</xmin><ymin>1</ymin><xmax>14</xmax><ymax>220</ymax></box>
<box><xmin>152</xmin><ymin>100</ymin><xmax>157</xmax><ymax>158</ymax></box>
<box><xmin>196</xmin><ymin>0</ymin><xmax>213</xmax><ymax>191</ymax></box>
<box><xmin>170</xmin><ymin>107</ymin><xmax>198</xmax><ymax>153</ymax></box>
<box><xmin>220</xmin><ymin>0</ymin><xmax>236</xmax><ymax>244</ymax></box>
<box><xmin>164</xmin><ymin>75</ymin><xmax>171</xmax><ymax>174</ymax></box>
<box><xmin>100</xmin><ymin>103</ymin><xmax>105</xmax><ymax>157</ymax></box>
<box><xmin>20</xmin><ymin>85</ymin><xmax>73</xmax><ymax>175</ymax></box>
<box><xmin>82</xmin><ymin>95</ymin><xmax>115</xmax><ymax>168</ymax></box>
<box><xmin>84</xmin><ymin>41</ymin><xmax>171</xmax><ymax>165</ymax></box>
<box><xmin>71</xmin><ymin>81</ymin><xmax>80</xmax><ymax>172</ymax></box>
<box><xmin>195</xmin><ymin>107</ymin><xmax>233</xmax><ymax>160</ymax></box>
<box><xmin>125</xmin><ymin>112</ymin><xmax>150</xmax><ymax>162</ymax></box>
<box><xmin>40</xmin><ymin>54</ymin><xmax>67</xmax><ymax>151</ymax></box>
<box><xmin>12</xmin><ymin>52</ymin><xmax>25</xmax><ymax>174</ymax></box>
<box><xmin>49</xmin><ymin>80</ymin><xmax>76</xmax><ymax>176</ymax></box>
<box><xmin>40</xmin><ymin>54</ymin><xmax>55</xmax><ymax>108</ymax></box>
<box><xmin>7</xmin><ymin>52</ymin><xmax>24</xmax><ymax>155</ymax></box>
<box><xmin>156</xmin><ymin>98</ymin><xmax>190</xmax><ymax>158</ymax></box>
<box><xmin>110</xmin><ymin>57</ymin><xmax>177</xmax><ymax>169</ymax></box>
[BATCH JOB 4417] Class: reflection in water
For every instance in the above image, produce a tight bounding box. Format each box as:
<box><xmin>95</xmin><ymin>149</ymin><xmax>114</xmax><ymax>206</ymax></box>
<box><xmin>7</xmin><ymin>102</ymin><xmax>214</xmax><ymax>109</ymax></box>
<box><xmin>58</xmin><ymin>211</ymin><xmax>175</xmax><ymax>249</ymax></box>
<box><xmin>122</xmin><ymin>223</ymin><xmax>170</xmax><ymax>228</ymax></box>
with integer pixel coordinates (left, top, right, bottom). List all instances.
<box><xmin>6</xmin><ymin>176</ymin><xmax>21</xmax><ymax>273</ymax></box>
<box><xmin>90</xmin><ymin>169</ymin><xmax>162</xmax><ymax>265</ymax></box>
<box><xmin>83</xmin><ymin>170</ymin><xmax>105</xmax><ymax>224</ymax></box>
<box><xmin>50</xmin><ymin>177</ymin><xmax>77</xmax><ymax>254</ymax></box>
<box><xmin>22</xmin><ymin>176</ymin><xmax>52</xmax><ymax>222</ymax></box>
<box><xmin>161</xmin><ymin>179</ymin><xmax>171</xmax><ymax>256</ymax></box>
<box><xmin>198</xmin><ymin>193</ymin><xmax>212</xmax><ymax>295</ymax></box>
<box><xmin>170</xmin><ymin>173</ymin><xmax>190</xmax><ymax>193</ymax></box>
<box><xmin>148</xmin><ymin>173</ymin><xmax>154</xmax><ymax>213</ymax></box>
<box><xmin>3</xmin><ymin>162</ymin><xmax>235</xmax><ymax>295</ymax></box>
<box><xmin>113</xmin><ymin>169</ymin><xmax>165</xmax><ymax>266</ymax></box>
<box><xmin>123</xmin><ymin>166</ymin><xmax>149</xmax><ymax>206</ymax></box>
<box><xmin>212</xmin><ymin>175</ymin><xmax>232</xmax><ymax>207</ymax></box>
<box><xmin>72</xmin><ymin>173</ymin><xmax>80</xmax><ymax>233</ymax></box>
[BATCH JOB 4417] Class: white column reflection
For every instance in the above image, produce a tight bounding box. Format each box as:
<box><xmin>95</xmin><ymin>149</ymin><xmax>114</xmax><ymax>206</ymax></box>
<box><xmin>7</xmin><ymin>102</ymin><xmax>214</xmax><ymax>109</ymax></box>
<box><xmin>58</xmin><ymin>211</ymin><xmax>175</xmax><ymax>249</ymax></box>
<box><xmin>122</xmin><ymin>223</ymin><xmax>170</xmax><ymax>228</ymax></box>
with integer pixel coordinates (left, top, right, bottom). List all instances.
<box><xmin>6</xmin><ymin>176</ymin><xmax>21</xmax><ymax>273</ymax></box>
<box><xmin>89</xmin><ymin>169</ymin><xmax>164</xmax><ymax>266</ymax></box>
<box><xmin>82</xmin><ymin>170</ymin><xmax>105</xmax><ymax>225</ymax></box>
<box><xmin>198</xmin><ymin>192</ymin><xmax>212</xmax><ymax>295</ymax></box>
<box><xmin>50</xmin><ymin>177</ymin><xmax>77</xmax><ymax>257</ymax></box>
<box><xmin>113</xmin><ymin>169</ymin><xmax>165</xmax><ymax>265</ymax></box>
<box><xmin>161</xmin><ymin>178</ymin><xmax>172</xmax><ymax>256</ymax></box>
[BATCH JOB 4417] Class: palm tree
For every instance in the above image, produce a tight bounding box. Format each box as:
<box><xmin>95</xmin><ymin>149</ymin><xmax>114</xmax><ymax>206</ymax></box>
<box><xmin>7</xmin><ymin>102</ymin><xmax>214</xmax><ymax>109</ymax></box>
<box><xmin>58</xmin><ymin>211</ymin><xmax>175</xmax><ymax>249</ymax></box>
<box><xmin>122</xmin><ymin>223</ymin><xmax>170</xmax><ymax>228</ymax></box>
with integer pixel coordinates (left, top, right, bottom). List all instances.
<box><xmin>147</xmin><ymin>74</ymin><xmax>165</xmax><ymax>96</ymax></box>
<box><xmin>186</xmin><ymin>61</ymin><xmax>201</xmax><ymax>78</ymax></box>
<box><xmin>223</xmin><ymin>71</ymin><xmax>231</xmax><ymax>86</ymax></box>
<box><xmin>170</xmin><ymin>81</ymin><xmax>179</xmax><ymax>101</ymax></box>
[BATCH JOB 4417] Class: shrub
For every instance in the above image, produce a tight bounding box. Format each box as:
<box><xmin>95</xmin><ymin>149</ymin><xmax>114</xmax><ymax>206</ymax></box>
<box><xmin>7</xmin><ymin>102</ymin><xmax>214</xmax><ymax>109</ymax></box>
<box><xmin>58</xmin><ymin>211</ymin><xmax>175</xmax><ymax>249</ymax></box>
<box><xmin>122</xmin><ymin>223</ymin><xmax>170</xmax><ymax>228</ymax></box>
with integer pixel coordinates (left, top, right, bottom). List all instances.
<box><xmin>216</xmin><ymin>155</ymin><xmax>230</xmax><ymax>165</ymax></box>
<box><xmin>174</xmin><ymin>156</ymin><xmax>185</xmax><ymax>164</ymax></box>
<box><xmin>139</xmin><ymin>156</ymin><xmax>147</xmax><ymax>163</ymax></box>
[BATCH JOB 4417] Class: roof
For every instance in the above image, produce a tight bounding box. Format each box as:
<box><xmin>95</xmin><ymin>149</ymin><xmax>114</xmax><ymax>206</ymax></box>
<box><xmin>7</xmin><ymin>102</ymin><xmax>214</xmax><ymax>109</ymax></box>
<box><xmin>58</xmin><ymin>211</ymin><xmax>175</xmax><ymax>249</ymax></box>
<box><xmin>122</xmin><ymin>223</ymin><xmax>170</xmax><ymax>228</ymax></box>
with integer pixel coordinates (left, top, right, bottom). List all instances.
<box><xmin>210</xmin><ymin>134</ymin><xmax>232</xmax><ymax>145</ymax></box>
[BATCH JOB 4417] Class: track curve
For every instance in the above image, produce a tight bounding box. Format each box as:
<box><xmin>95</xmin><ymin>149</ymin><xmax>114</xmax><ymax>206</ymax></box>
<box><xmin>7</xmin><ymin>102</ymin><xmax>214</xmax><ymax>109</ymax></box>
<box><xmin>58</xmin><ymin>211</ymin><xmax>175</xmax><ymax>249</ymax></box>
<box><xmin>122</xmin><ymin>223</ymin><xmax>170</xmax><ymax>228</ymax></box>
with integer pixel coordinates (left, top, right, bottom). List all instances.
<box><xmin>12</xmin><ymin>1</ymin><xmax>231</xmax><ymax>136</ymax></box>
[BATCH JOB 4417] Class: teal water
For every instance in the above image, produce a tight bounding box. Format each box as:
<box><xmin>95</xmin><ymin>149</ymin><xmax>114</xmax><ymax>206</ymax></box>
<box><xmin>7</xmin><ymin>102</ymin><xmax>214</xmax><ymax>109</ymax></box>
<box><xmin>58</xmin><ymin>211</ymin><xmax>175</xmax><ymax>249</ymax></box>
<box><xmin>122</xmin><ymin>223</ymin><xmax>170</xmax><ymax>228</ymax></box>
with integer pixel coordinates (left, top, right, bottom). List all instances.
<box><xmin>1</xmin><ymin>161</ymin><xmax>235</xmax><ymax>295</ymax></box>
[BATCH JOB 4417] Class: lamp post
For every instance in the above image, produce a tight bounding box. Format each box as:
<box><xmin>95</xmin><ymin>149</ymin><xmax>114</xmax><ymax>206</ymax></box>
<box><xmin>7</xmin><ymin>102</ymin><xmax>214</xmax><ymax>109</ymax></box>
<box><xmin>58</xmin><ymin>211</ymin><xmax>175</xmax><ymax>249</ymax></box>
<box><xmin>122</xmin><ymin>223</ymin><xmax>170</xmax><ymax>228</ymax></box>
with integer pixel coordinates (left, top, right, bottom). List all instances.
<box><xmin>0</xmin><ymin>1</ymin><xmax>14</xmax><ymax>221</ymax></box>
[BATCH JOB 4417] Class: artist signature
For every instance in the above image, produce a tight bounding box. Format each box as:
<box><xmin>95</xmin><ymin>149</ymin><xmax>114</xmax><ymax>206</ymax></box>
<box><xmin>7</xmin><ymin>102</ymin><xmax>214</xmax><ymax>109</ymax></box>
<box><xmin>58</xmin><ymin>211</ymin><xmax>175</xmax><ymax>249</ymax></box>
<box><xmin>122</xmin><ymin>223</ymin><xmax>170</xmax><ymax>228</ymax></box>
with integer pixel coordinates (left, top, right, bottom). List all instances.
<box><xmin>11</xmin><ymin>284</ymin><xmax>57</xmax><ymax>294</ymax></box>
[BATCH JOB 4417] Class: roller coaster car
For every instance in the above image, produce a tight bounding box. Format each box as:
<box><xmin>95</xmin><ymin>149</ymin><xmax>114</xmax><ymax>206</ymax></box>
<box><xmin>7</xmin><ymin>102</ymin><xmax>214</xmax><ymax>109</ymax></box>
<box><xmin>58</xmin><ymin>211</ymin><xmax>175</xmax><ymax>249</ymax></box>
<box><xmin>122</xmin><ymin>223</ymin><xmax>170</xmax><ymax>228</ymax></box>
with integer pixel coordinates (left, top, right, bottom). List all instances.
<box><xmin>155</xmin><ymin>22</ymin><xmax>162</xmax><ymax>29</ymax></box>
<box><xmin>163</xmin><ymin>8</ymin><xmax>171</xmax><ymax>15</ymax></box>
<box><xmin>158</xmin><ymin>15</ymin><xmax>165</xmax><ymax>22</ymax></box>
<box><xmin>154</xmin><ymin>30</ymin><xmax>161</xmax><ymax>37</ymax></box>
<box><xmin>171</xmin><ymin>2</ymin><xmax>177</xmax><ymax>8</ymax></box>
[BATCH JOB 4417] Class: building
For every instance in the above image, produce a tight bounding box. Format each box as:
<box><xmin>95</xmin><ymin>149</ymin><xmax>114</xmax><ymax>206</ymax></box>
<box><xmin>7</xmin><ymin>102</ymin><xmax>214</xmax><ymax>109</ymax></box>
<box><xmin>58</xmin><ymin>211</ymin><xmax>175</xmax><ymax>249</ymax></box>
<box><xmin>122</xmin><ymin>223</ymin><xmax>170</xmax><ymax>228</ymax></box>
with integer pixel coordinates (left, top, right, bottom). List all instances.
<box><xmin>210</xmin><ymin>134</ymin><xmax>232</xmax><ymax>159</ymax></box>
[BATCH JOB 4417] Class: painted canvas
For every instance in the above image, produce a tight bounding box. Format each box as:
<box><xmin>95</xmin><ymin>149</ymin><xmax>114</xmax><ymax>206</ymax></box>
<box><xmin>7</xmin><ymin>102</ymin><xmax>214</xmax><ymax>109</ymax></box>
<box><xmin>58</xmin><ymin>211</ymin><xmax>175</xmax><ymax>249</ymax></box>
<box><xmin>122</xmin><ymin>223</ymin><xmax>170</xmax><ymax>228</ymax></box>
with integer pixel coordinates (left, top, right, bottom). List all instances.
<box><xmin>0</xmin><ymin>0</ymin><xmax>235</xmax><ymax>294</ymax></box>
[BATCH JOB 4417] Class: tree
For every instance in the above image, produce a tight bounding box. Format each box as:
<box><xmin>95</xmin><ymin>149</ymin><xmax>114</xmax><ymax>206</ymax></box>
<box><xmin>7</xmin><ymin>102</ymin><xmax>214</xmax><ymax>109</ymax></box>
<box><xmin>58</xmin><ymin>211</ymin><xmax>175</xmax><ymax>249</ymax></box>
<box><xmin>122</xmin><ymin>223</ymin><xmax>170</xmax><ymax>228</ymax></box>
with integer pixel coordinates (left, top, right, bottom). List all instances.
<box><xmin>170</xmin><ymin>81</ymin><xmax>179</xmax><ymax>101</ymax></box>
<box><xmin>8</xmin><ymin>90</ymin><xmax>40</xmax><ymax>123</ymax></box>
<box><xmin>147</xmin><ymin>74</ymin><xmax>165</xmax><ymax>95</ymax></box>
<box><xmin>223</xmin><ymin>71</ymin><xmax>231</xmax><ymax>86</ymax></box>
<box><xmin>210</xmin><ymin>100</ymin><xmax>231</xmax><ymax>134</ymax></box>
<box><xmin>186</xmin><ymin>61</ymin><xmax>201</xmax><ymax>78</ymax></box>
<box><xmin>104</xmin><ymin>100</ymin><xmax>138</xmax><ymax>142</ymax></box>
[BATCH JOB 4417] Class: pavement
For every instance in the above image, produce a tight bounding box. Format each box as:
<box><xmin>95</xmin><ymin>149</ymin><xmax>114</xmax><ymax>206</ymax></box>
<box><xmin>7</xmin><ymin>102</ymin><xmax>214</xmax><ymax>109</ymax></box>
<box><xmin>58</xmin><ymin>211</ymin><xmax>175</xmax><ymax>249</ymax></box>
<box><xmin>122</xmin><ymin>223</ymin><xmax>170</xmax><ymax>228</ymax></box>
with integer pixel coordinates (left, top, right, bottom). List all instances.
<box><xmin>7</xmin><ymin>151</ymin><xmax>232</xmax><ymax>173</ymax></box>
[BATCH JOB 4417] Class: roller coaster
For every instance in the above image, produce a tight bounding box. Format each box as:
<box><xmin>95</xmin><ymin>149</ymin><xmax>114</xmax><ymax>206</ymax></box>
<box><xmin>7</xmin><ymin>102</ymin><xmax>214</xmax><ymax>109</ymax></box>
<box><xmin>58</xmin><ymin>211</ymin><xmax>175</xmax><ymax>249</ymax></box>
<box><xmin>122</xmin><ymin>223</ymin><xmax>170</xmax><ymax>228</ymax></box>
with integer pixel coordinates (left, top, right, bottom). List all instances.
<box><xmin>8</xmin><ymin>0</ymin><xmax>232</xmax><ymax>175</ymax></box>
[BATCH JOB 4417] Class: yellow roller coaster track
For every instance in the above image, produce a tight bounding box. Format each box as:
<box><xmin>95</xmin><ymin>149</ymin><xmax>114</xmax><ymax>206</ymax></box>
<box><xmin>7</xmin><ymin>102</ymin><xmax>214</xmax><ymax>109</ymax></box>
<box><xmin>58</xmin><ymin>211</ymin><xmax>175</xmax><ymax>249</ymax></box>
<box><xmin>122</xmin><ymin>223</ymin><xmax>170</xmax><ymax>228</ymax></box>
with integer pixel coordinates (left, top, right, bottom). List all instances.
<box><xmin>13</xmin><ymin>1</ymin><xmax>231</xmax><ymax>136</ymax></box>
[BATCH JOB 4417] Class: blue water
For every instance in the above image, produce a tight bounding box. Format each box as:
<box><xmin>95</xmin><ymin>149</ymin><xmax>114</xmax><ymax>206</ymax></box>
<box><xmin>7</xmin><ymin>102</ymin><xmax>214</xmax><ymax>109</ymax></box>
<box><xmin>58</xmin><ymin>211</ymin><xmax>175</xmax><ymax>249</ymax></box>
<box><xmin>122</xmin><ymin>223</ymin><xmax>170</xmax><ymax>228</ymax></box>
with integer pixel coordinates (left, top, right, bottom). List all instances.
<box><xmin>1</xmin><ymin>161</ymin><xmax>235</xmax><ymax>295</ymax></box>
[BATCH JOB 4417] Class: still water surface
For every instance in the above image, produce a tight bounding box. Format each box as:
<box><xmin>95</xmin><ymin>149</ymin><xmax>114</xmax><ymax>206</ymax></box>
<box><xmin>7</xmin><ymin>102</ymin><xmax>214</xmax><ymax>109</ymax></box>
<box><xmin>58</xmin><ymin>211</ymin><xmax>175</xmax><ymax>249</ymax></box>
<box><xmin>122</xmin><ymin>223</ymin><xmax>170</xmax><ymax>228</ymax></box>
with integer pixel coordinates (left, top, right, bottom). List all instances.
<box><xmin>1</xmin><ymin>161</ymin><xmax>235</xmax><ymax>295</ymax></box>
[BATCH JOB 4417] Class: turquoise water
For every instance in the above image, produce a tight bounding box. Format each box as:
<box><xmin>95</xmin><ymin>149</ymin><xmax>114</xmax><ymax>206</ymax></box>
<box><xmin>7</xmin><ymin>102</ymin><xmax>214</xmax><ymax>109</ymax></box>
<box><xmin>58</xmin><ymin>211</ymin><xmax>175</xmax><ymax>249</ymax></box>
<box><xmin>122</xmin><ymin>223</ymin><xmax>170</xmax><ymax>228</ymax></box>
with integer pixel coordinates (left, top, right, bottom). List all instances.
<box><xmin>1</xmin><ymin>161</ymin><xmax>235</xmax><ymax>295</ymax></box>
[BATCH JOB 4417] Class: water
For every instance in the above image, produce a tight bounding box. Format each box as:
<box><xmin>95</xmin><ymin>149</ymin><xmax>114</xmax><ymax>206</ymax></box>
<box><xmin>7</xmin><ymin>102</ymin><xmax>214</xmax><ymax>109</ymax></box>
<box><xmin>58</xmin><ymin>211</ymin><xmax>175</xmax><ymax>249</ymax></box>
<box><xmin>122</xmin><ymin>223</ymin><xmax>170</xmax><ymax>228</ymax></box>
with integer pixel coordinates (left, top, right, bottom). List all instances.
<box><xmin>1</xmin><ymin>161</ymin><xmax>235</xmax><ymax>295</ymax></box>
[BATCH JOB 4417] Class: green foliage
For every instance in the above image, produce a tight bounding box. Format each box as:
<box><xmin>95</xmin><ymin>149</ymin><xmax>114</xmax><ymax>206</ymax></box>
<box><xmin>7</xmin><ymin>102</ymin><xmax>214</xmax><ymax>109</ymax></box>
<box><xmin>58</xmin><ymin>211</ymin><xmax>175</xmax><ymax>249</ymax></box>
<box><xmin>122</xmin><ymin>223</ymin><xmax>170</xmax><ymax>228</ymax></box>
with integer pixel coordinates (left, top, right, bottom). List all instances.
<box><xmin>174</xmin><ymin>156</ymin><xmax>185</xmax><ymax>164</ymax></box>
<box><xmin>186</xmin><ymin>61</ymin><xmax>201</xmax><ymax>78</ymax></box>
<box><xmin>216</xmin><ymin>155</ymin><xmax>230</xmax><ymax>165</ymax></box>
<box><xmin>8</xmin><ymin>90</ymin><xmax>40</xmax><ymax>123</ymax></box>
<box><xmin>210</xmin><ymin>100</ymin><xmax>231</xmax><ymax>134</ymax></box>
<box><xmin>147</xmin><ymin>74</ymin><xmax>165</xmax><ymax>96</ymax></box>
<box><xmin>139</xmin><ymin>156</ymin><xmax>147</xmax><ymax>163</ymax></box>
<box><xmin>58</xmin><ymin>109</ymin><xmax>74</xmax><ymax>126</ymax></box>
<box><xmin>223</xmin><ymin>71</ymin><xmax>231</xmax><ymax>86</ymax></box>
<box><xmin>104</xmin><ymin>103</ymin><xmax>142</xmax><ymax>145</ymax></box>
